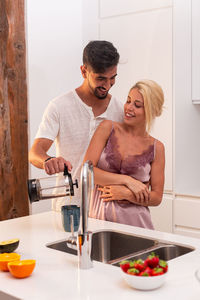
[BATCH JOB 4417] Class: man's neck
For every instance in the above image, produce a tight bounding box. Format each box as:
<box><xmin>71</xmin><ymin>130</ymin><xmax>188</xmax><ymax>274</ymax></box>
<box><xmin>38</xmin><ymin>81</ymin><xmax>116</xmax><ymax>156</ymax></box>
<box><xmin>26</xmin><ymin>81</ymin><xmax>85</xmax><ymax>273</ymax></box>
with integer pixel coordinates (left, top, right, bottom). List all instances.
<box><xmin>75</xmin><ymin>85</ymin><xmax>111</xmax><ymax>117</ymax></box>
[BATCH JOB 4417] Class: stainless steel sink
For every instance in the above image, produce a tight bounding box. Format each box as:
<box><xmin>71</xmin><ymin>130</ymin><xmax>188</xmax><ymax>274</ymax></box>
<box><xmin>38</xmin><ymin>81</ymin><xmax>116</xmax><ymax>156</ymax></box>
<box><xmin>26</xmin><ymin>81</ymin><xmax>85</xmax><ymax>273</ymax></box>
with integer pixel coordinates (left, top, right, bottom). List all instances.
<box><xmin>46</xmin><ymin>230</ymin><xmax>155</xmax><ymax>262</ymax></box>
<box><xmin>130</xmin><ymin>244</ymin><xmax>192</xmax><ymax>261</ymax></box>
<box><xmin>91</xmin><ymin>230</ymin><xmax>156</xmax><ymax>263</ymax></box>
<box><xmin>46</xmin><ymin>230</ymin><xmax>194</xmax><ymax>265</ymax></box>
<box><xmin>112</xmin><ymin>243</ymin><xmax>194</xmax><ymax>267</ymax></box>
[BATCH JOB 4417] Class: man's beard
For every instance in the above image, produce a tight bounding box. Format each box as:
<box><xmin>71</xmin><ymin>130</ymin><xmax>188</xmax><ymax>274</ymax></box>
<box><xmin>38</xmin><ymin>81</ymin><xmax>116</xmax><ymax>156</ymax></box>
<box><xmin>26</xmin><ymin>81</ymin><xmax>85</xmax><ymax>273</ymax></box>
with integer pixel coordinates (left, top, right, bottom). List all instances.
<box><xmin>89</xmin><ymin>84</ymin><xmax>109</xmax><ymax>99</ymax></box>
<box><xmin>94</xmin><ymin>87</ymin><xmax>108</xmax><ymax>99</ymax></box>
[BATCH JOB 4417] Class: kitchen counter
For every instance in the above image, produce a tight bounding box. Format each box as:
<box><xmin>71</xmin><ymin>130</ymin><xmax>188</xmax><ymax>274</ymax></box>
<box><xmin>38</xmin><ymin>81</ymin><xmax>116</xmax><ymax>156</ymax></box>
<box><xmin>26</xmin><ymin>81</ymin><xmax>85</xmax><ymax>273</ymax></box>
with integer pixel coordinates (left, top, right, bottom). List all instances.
<box><xmin>0</xmin><ymin>211</ymin><xmax>200</xmax><ymax>300</ymax></box>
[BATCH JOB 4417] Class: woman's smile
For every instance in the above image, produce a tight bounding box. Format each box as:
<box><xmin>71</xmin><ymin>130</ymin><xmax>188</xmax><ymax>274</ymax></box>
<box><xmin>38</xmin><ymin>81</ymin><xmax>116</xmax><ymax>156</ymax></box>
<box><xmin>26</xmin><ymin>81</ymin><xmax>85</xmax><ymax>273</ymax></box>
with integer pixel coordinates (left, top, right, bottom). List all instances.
<box><xmin>124</xmin><ymin>111</ymin><xmax>135</xmax><ymax>119</ymax></box>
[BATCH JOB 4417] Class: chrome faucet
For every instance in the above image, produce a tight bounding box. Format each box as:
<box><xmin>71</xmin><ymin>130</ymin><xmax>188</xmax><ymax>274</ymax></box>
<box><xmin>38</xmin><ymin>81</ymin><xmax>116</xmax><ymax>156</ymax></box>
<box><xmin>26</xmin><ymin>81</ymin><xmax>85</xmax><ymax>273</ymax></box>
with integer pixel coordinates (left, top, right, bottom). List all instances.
<box><xmin>66</xmin><ymin>160</ymin><xmax>94</xmax><ymax>269</ymax></box>
<box><xmin>78</xmin><ymin>160</ymin><xmax>94</xmax><ymax>269</ymax></box>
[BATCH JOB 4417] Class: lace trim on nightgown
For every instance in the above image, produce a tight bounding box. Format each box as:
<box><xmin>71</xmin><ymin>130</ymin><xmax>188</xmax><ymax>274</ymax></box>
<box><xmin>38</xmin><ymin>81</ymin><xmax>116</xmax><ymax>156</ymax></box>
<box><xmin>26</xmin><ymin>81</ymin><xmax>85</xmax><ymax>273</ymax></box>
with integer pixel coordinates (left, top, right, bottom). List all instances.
<box><xmin>103</xmin><ymin>127</ymin><xmax>155</xmax><ymax>174</ymax></box>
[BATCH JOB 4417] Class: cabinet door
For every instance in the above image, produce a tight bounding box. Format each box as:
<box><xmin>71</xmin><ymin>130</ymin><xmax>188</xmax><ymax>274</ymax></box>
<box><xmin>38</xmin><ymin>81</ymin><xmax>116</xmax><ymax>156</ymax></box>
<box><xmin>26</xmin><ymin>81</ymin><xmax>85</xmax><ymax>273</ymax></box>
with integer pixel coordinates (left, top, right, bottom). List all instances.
<box><xmin>192</xmin><ymin>0</ymin><xmax>200</xmax><ymax>103</ymax></box>
<box><xmin>82</xmin><ymin>0</ymin><xmax>173</xmax><ymax>232</ymax></box>
<box><xmin>150</xmin><ymin>194</ymin><xmax>173</xmax><ymax>233</ymax></box>
<box><xmin>83</xmin><ymin>0</ymin><xmax>173</xmax><ymax>193</ymax></box>
<box><xmin>174</xmin><ymin>196</ymin><xmax>200</xmax><ymax>238</ymax></box>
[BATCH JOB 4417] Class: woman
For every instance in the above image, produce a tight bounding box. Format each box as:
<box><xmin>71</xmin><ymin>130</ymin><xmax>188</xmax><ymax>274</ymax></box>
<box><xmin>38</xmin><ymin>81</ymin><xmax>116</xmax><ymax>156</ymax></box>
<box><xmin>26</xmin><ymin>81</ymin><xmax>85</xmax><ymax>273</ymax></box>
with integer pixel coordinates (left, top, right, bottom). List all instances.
<box><xmin>84</xmin><ymin>79</ymin><xmax>165</xmax><ymax>229</ymax></box>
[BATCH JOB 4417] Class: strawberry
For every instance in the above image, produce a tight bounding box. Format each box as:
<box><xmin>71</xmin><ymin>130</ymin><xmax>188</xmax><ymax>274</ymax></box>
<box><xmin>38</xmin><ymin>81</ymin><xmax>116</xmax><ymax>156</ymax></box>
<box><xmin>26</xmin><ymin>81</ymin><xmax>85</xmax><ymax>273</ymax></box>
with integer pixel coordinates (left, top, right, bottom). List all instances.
<box><xmin>159</xmin><ymin>259</ymin><xmax>168</xmax><ymax>273</ymax></box>
<box><xmin>133</xmin><ymin>259</ymin><xmax>145</xmax><ymax>272</ymax></box>
<box><xmin>151</xmin><ymin>267</ymin><xmax>164</xmax><ymax>276</ymax></box>
<box><xmin>144</xmin><ymin>252</ymin><xmax>159</xmax><ymax>269</ymax></box>
<box><xmin>139</xmin><ymin>266</ymin><xmax>152</xmax><ymax>276</ymax></box>
<box><xmin>119</xmin><ymin>260</ymin><xmax>134</xmax><ymax>273</ymax></box>
<box><xmin>127</xmin><ymin>268</ymin><xmax>140</xmax><ymax>276</ymax></box>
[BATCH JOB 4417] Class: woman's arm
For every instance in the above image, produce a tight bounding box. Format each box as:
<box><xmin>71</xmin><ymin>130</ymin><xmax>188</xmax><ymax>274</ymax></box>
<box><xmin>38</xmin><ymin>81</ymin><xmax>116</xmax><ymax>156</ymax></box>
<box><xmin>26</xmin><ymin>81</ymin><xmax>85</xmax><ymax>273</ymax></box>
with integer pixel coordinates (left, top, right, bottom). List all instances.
<box><xmin>84</xmin><ymin>121</ymin><xmax>150</xmax><ymax>202</ymax></box>
<box><xmin>99</xmin><ymin>140</ymin><xmax>165</xmax><ymax>206</ymax></box>
<box><xmin>84</xmin><ymin>120</ymin><xmax>113</xmax><ymax>166</ymax></box>
<box><xmin>148</xmin><ymin>140</ymin><xmax>165</xmax><ymax>206</ymax></box>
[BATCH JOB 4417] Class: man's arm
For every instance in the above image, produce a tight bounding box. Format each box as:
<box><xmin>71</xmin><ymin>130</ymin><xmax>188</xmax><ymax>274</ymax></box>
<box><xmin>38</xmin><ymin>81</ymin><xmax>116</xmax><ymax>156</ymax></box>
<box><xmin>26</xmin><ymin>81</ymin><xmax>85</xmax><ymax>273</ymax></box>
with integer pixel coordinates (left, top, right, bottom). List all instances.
<box><xmin>29</xmin><ymin>138</ymin><xmax>72</xmax><ymax>175</ymax></box>
<box><xmin>29</xmin><ymin>138</ymin><xmax>53</xmax><ymax>168</ymax></box>
<box><xmin>98</xmin><ymin>184</ymin><xmax>149</xmax><ymax>205</ymax></box>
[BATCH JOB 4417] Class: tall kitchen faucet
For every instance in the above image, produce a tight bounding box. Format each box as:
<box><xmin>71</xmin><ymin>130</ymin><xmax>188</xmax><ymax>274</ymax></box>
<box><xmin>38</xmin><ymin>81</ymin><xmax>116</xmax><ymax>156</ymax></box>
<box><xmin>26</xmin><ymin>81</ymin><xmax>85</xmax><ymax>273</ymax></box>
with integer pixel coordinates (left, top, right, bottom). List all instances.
<box><xmin>67</xmin><ymin>160</ymin><xmax>94</xmax><ymax>269</ymax></box>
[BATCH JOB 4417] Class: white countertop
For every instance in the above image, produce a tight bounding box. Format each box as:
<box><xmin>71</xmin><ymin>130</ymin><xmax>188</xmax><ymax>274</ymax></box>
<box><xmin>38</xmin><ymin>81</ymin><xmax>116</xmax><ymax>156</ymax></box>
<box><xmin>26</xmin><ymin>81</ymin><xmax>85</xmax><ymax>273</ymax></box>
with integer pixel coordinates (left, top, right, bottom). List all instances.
<box><xmin>0</xmin><ymin>211</ymin><xmax>200</xmax><ymax>300</ymax></box>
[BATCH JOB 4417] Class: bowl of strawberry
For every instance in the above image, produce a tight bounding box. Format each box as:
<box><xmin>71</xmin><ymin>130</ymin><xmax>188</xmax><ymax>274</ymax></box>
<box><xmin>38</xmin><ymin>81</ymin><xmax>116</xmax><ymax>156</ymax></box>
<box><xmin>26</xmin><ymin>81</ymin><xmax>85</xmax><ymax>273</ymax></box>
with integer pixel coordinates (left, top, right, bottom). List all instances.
<box><xmin>120</xmin><ymin>252</ymin><xmax>168</xmax><ymax>290</ymax></box>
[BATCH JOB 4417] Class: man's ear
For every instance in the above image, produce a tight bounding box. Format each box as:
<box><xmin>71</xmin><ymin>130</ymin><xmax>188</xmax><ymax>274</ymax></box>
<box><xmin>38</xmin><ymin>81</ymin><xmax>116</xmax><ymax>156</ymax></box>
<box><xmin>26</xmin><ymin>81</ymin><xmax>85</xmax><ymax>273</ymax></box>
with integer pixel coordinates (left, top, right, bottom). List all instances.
<box><xmin>80</xmin><ymin>65</ymin><xmax>88</xmax><ymax>79</ymax></box>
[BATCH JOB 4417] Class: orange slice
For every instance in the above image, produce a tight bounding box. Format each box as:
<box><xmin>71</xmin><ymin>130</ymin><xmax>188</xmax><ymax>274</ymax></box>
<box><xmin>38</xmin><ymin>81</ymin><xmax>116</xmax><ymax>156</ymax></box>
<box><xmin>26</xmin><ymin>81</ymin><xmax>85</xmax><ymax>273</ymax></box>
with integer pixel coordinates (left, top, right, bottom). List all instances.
<box><xmin>8</xmin><ymin>259</ymin><xmax>36</xmax><ymax>278</ymax></box>
<box><xmin>0</xmin><ymin>253</ymin><xmax>21</xmax><ymax>271</ymax></box>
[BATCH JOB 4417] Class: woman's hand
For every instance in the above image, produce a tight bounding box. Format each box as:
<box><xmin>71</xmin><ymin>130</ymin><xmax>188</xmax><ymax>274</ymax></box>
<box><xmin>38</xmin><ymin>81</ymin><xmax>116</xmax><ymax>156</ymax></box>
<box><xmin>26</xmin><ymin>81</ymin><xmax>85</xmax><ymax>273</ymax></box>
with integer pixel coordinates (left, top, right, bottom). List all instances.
<box><xmin>98</xmin><ymin>185</ymin><xmax>129</xmax><ymax>202</ymax></box>
<box><xmin>124</xmin><ymin>176</ymin><xmax>150</xmax><ymax>204</ymax></box>
<box><xmin>98</xmin><ymin>183</ymin><xmax>150</xmax><ymax>206</ymax></box>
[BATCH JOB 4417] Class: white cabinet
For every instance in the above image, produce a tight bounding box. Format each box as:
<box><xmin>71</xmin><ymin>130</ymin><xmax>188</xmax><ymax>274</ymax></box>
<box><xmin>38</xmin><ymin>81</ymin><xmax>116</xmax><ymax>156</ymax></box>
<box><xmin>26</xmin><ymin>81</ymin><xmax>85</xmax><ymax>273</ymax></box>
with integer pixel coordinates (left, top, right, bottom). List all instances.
<box><xmin>83</xmin><ymin>0</ymin><xmax>173</xmax><ymax>194</ymax></box>
<box><xmin>174</xmin><ymin>195</ymin><xmax>200</xmax><ymax>238</ymax></box>
<box><xmin>150</xmin><ymin>193</ymin><xmax>173</xmax><ymax>233</ymax></box>
<box><xmin>192</xmin><ymin>0</ymin><xmax>200</xmax><ymax>104</ymax></box>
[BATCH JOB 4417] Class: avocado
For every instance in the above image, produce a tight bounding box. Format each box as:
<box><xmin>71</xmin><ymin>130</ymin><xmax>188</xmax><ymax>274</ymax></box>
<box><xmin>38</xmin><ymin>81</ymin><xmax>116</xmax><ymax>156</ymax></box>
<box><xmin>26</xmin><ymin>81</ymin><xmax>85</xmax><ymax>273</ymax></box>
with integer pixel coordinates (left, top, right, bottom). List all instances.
<box><xmin>0</xmin><ymin>239</ymin><xmax>19</xmax><ymax>253</ymax></box>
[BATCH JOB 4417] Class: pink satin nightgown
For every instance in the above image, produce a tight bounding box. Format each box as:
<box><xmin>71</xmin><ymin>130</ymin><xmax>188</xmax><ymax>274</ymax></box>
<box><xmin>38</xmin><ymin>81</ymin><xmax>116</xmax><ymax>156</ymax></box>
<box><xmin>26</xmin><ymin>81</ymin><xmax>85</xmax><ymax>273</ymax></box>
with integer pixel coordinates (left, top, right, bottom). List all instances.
<box><xmin>89</xmin><ymin>126</ymin><xmax>155</xmax><ymax>229</ymax></box>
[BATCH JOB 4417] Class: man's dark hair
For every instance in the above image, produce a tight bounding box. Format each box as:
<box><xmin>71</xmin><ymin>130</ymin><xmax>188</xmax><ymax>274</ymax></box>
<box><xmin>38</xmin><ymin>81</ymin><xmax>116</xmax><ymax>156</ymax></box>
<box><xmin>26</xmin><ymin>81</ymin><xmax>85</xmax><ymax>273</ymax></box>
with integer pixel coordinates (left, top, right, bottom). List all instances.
<box><xmin>83</xmin><ymin>40</ymin><xmax>120</xmax><ymax>73</ymax></box>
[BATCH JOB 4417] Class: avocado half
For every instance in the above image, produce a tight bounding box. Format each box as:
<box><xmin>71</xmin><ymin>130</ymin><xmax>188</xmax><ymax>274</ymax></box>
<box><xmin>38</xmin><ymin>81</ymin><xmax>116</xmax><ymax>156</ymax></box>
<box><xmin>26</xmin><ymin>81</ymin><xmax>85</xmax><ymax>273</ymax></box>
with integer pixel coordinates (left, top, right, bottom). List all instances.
<box><xmin>0</xmin><ymin>239</ymin><xmax>19</xmax><ymax>253</ymax></box>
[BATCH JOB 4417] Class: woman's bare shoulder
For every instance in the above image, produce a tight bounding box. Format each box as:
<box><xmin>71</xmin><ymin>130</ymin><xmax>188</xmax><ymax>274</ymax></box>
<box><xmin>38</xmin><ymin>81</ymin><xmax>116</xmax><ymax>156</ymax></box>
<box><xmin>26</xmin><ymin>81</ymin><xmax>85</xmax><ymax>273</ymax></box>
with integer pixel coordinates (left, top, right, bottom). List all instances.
<box><xmin>155</xmin><ymin>139</ymin><xmax>164</xmax><ymax>150</ymax></box>
<box><xmin>99</xmin><ymin>120</ymin><xmax>122</xmax><ymax>130</ymax></box>
<box><xmin>148</xmin><ymin>135</ymin><xmax>165</xmax><ymax>154</ymax></box>
<box><xmin>149</xmin><ymin>135</ymin><xmax>164</xmax><ymax>149</ymax></box>
<box><xmin>97</xmin><ymin>120</ymin><xmax>112</xmax><ymax>133</ymax></box>
<box><xmin>112</xmin><ymin>121</ymin><xmax>124</xmax><ymax>131</ymax></box>
<box><xmin>153</xmin><ymin>138</ymin><xmax>165</xmax><ymax>157</ymax></box>
<box><xmin>94</xmin><ymin>120</ymin><xmax>114</xmax><ymax>139</ymax></box>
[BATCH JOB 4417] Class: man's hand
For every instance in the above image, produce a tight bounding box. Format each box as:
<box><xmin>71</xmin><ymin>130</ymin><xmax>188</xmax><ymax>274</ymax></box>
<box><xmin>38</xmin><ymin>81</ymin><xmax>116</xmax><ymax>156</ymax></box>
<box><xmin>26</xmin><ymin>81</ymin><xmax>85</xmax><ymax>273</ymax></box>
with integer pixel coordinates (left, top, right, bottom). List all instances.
<box><xmin>43</xmin><ymin>156</ymin><xmax>72</xmax><ymax>175</ymax></box>
<box><xmin>98</xmin><ymin>184</ymin><xmax>150</xmax><ymax>206</ymax></box>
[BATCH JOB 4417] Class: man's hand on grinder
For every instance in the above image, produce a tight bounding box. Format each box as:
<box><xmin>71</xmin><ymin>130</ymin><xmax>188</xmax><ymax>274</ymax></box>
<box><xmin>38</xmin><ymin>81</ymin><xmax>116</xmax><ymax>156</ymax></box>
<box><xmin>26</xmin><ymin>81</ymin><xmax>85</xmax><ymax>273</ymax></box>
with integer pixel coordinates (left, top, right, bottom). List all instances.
<box><xmin>43</xmin><ymin>156</ymin><xmax>72</xmax><ymax>175</ymax></box>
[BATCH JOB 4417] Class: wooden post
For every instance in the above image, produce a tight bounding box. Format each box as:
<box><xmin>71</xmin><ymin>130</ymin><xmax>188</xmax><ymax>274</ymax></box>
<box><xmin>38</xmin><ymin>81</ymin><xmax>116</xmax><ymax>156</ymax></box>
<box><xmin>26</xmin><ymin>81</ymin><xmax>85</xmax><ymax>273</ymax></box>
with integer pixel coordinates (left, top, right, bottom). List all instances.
<box><xmin>0</xmin><ymin>0</ymin><xmax>29</xmax><ymax>220</ymax></box>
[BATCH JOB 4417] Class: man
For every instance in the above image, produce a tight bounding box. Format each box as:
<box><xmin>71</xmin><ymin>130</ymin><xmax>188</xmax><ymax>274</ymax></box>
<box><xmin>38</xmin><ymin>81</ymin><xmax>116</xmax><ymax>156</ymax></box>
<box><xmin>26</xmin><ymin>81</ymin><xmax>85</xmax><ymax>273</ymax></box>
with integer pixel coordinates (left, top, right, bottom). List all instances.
<box><xmin>29</xmin><ymin>40</ymin><xmax>123</xmax><ymax>211</ymax></box>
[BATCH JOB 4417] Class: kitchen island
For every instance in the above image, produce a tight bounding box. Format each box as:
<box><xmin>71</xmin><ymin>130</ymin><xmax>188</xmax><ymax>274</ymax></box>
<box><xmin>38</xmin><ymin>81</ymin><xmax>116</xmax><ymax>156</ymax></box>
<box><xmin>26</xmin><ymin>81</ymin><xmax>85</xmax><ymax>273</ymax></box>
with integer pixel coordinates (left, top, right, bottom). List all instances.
<box><xmin>0</xmin><ymin>211</ymin><xmax>200</xmax><ymax>300</ymax></box>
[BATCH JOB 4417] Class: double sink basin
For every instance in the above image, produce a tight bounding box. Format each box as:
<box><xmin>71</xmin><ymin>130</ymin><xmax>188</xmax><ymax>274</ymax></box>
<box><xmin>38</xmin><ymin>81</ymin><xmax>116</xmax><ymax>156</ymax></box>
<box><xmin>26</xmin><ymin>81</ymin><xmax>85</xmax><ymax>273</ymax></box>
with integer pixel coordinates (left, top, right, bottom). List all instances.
<box><xmin>46</xmin><ymin>230</ymin><xmax>194</xmax><ymax>266</ymax></box>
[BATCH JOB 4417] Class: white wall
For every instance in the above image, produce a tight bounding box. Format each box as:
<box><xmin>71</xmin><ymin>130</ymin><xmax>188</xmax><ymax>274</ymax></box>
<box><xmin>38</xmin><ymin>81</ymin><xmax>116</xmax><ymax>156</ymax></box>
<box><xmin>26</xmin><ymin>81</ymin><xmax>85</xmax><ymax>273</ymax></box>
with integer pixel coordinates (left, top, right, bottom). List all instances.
<box><xmin>26</xmin><ymin>0</ymin><xmax>83</xmax><ymax>213</ymax></box>
<box><xmin>172</xmin><ymin>0</ymin><xmax>200</xmax><ymax>238</ymax></box>
<box><xmin>174</xmin><ymin>0</ymin><xmax>200</xmax><ymax>197</ymax></box>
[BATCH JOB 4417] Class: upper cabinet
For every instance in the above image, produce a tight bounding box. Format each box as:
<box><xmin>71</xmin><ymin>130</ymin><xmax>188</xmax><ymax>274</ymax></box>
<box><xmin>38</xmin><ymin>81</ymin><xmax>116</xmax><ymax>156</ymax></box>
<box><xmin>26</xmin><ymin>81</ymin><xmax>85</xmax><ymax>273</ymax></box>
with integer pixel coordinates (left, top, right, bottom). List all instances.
<box><xmin>99</xmin><ymin>0</ymin><xmax>173</xmax><ymax>18</ymax></box>
<box><xmin>83</xmin><ymin>0</ymin><xmax>173</xmax><ymax>193</ymax></box>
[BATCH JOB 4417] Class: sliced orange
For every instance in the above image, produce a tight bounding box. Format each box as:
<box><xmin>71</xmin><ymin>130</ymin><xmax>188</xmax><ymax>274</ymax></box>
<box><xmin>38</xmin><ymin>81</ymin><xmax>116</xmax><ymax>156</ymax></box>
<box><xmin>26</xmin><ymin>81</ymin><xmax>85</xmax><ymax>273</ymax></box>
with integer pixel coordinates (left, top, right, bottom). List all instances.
<box><xmin>0</xmin><ymin>253</ymin><xmax>21</xmax><ymax>271</ymax></box>
<box><xmin>8</xmin><ymin>259</ymin><xmax>36</xmax><ymax>278</ymax></box>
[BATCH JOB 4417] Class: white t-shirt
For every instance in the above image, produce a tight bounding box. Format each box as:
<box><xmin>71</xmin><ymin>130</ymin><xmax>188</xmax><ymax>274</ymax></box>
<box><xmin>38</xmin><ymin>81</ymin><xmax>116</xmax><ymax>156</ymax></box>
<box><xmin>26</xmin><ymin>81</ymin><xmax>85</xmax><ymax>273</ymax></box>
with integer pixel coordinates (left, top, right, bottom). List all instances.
<box><xmin>36</xmin><ymin>90</ymin><xmax>124</xmax><ymax>211</ymax></box>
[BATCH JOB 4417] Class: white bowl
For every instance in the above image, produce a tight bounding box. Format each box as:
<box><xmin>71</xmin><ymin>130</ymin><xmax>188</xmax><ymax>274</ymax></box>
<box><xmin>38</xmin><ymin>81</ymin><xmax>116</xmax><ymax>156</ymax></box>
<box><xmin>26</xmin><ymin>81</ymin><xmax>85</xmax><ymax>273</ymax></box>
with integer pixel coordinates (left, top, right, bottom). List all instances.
<box><xmin>122</xmin><ymin>270</ymin><xmax>167</xmax><ymax>290</ymax></box>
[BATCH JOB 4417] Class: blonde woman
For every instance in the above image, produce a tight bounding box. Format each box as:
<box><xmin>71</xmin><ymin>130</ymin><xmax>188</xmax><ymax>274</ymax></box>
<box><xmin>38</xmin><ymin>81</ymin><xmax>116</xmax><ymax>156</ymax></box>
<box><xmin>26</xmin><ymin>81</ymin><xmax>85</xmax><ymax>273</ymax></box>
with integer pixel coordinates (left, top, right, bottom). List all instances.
<box><xmin>84</xmin><ymin>80</ymin><xmax>165</xmax><ymax>229</ymax></box>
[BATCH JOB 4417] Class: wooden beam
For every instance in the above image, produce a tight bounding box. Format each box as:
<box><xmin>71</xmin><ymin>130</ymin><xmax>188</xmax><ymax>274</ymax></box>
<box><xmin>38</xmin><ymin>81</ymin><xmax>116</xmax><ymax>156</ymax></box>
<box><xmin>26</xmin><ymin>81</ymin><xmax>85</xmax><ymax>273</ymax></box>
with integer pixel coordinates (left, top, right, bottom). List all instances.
<box><xmin>0</xmin><ymin>0</ymin><xmax>29</xmax><ymax>220</ymax></box>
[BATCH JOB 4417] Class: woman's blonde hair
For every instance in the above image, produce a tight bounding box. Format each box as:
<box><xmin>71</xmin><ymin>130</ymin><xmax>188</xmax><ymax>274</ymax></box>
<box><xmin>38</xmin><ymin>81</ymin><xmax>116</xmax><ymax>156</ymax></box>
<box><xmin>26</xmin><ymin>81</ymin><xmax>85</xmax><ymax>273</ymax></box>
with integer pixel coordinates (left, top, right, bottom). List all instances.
<box><xmin>130</xmin><ymin>79</ymin><xmax>164</xmax><ymax>132</ymax></box>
